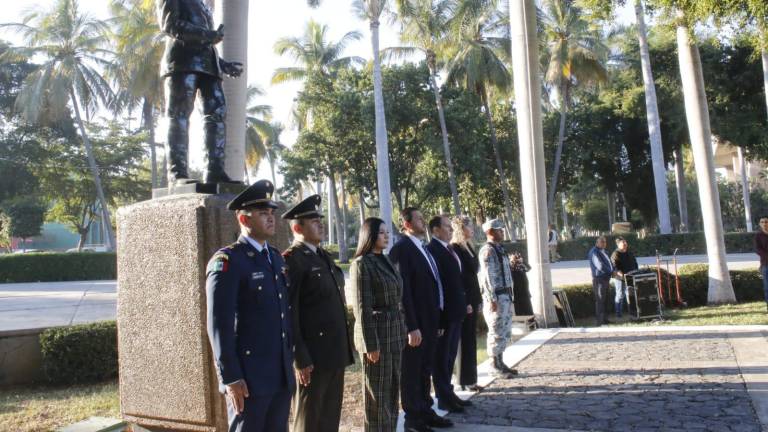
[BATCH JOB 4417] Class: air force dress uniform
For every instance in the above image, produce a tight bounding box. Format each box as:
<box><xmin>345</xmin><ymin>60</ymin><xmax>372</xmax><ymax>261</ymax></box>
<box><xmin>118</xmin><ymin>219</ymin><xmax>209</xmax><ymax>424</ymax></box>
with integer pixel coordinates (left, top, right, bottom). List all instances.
<box><xmin>205</xmin><ymin>180</ymin><xmax>295</xmax><ymax>432</ymax></box>
<box><xmin>282</xmin><ymin>195</ymin><xmax>355</xmax><ymax>432</ymax></box>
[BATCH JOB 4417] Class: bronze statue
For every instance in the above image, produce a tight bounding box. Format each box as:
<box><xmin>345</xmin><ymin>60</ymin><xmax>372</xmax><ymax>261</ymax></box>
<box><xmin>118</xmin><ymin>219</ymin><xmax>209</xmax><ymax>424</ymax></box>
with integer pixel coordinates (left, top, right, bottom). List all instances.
<box><xmin>158</xmin><ymin>0</ymin><xmax>243</xmax><ymax>185</ymax></box>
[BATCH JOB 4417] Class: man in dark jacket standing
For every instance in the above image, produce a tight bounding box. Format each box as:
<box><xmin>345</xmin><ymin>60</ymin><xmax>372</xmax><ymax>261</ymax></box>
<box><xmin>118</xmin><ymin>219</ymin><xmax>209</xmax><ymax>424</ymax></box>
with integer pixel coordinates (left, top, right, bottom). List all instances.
<box><xmin>588</xmin><ymin>236</ymin><xmax>614</xmax><ymax>326</ymax></box>
<box><xmin>754</xmin><ymin>216</ymin><xmax>768</xmax><ymax>312</ymax></box>
<box><xmin>427</xmin><ymin>215</ymin><xmax>469</xmax><ymax>414</ymax></box>
<box><xmin>158</xmin><ymin>0</ymin><xmax>243</xmax><ymax>184</ymax></box>
<box><xmin>282</xmin><ymin>195</ymin><xmax>354</xmax><ymax>432</ymax></box>
<box><xmin>610</xmin><ymin>237</ymin><xmax>638</xmax><ymax>318</ymax></box>
<box><xmin>389</xmin><ymin>208</ymin><xmax>452</xmax><ymax>431</ymax></box>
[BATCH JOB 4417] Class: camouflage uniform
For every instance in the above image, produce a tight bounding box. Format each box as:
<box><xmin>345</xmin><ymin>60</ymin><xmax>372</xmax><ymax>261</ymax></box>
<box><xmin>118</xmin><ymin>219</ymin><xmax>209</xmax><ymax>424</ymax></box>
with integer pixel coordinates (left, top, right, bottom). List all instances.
<box><xmin>478</xmin><ymin>242</ymin><xmax>514</xmax><ymax>357</ymax></box>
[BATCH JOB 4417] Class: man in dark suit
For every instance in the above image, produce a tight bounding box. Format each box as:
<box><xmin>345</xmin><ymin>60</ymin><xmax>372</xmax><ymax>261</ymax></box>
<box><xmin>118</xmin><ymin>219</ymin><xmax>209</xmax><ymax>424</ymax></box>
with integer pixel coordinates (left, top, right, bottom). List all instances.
<box><xmin>426</xmin><ymin>215</ymin><xmax>470</xmax><ymax>414</ymax></box>
<box><xmin>389</xmin><ymin>208</ymin><xmax>452</xmax><ymax>431</ymax></box>
<box><xmin>282</xmin><ymin>195</ymin><xmax>354</xmax><ymax>432</ymax></box>
<box><xmin>158</xmin><ymin>0</ymin><xmax>243</xmax><ymax>184</ymax></box>
<box><xmin>205</xmin><ymin>180</ymin><xmax>294</xmax><ymax>432</ymax></box>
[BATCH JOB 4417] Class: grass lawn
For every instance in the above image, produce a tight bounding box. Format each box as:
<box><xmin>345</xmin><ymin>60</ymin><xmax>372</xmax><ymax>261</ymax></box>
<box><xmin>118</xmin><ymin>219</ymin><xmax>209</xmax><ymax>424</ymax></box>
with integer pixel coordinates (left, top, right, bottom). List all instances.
<box><xmin>0</xmin><ymin>381</ymin><xmax>119</xmax><ymax>432</ymax></box>
<box><xmin>574</xmin><ymin>301</ymin><xmax>768</xmax><ymax>327</ymax></box>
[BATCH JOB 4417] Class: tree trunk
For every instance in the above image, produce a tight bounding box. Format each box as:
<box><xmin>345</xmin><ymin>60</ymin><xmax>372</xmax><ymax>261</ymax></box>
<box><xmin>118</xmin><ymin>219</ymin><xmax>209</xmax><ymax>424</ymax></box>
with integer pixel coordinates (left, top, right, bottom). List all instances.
<box><xmin>327</xmin><ymin>177</ymin><xmax>335</xmax><ymax>245</ymax></box>
<box><xmin>160</xmin><ymin>150</ymin><xmax>168</xmax><ymax>187</ymax></box>
<box><xmin>675</xmin><ymin>14</ymin><xmax>735</xmax><ymax>303</ymax></box>
<box><xmin>370</xmin><ymin>19</ymin><xmax>393</xmax><ymax>247</ymax></box>
<box><xmin>269</xmin><ymin>158</ymin><xmax>279</xmax><ymax>200</ymax></box>
<box><xmin>673</xmin><ymin>149</ymin><xmax>688</xmax><ymax>232</ymax></box>
<box><xmin>358</xmin><ymin>190</ymin><xmax>366</xmax><ymax>225</ymax></box>
<box><xmin>70</xmin><ymin>88</ymin><xmax>116</xmax><ymax>251</ymax></box>
<box><xmin>635</xmin><ymin>0</ymin><xmax>672</xmax><ymax>234</ymax></box>
<box><xmin>218</xmin><ymin>0</ymin><xmax>247</xmax><ymax>181</ymax></box>
<box><xmin>561</xmin><ymin>192</ymin><xmax>569</xmax><ymax>235</ymax></box>
<box><xmin>481</xmin><ymin>88</ymin><xmax>516</xmax><ymax>240</ymax></box>
<box><xmin>738</xmin><ymin>146</ymin><xmax>752</xmax><ymax>232</ymax></box>
<box><xmin>547</xmin><ymin>82</ymin><xmax>568</xmax><ymax>221</ymax></box>
<box><xmin>340</xmin><ymin>175</ymin><xmax>349</xmax><ymax>255</ymax></box>
<box><xmin>142</xmin><ymin>99</ymin><xmax>158</xmax><ymax>188</ymax></box>
<box><xmin>329</xmin><ymin>172</ymin><xmax>348</xmax><ymax>263</ymax></box>
<box><xmin>762</xmin><ymin>44</ymin><xmax>768</xmax><ymax>124</ymax></box>
<box><xmin>509</xmin><ymin>0</ymin><xmax>557</xmax><ymax>327</ymax></box>
<box><xmin>606</xmin><ymin>190</ymin><xmax>615</xmax><ymax>230</ymax></box>
<box><xmin>428</xmin><ymin>62</ymin><xmax>461</xmax><ymax>215</ymax></box>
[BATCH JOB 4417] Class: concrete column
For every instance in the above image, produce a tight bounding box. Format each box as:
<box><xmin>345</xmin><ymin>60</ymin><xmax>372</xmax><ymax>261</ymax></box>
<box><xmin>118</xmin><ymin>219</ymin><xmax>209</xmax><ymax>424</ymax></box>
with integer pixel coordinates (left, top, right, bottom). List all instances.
<box><xmin>508</xmin><ymin>0</ymin><xmax>557</xmax><ymax>327</ymax></box>
<box><xmin>738</xmin><ymin>147</ymin><xmax>753</xmax><ymax>232</ymax></box>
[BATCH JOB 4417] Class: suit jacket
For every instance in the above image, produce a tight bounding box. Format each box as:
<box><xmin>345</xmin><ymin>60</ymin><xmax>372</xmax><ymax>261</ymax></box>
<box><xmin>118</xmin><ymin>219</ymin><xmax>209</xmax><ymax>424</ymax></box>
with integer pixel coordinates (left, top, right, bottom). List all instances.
<box><xmin>349</xmin><ymin>253</ymin><xmax>407</xmax><ymax>354</ymax></box>
<box><xmin>205</xmin><ymin>236</ymin><xmax>294</xmax><ymax>395</ymax></box>
<box><xmin>283</xmin><ymin>241</ymin><xmax>354</xmax><ymax>371</ymax></box>
<box><xmin>427</xmin><ymin>239</ymin><xmax>467</xmax><ymax>326</ymax></box>
<box><xmin>389</xmin><ymin>236</ymin><xmax>441</xmax><ymax>337</ymax></box>
<box><xmin>158</xmin><ymin>0</ymin><xmax>221</xmax><ymax>78</ymax></box>
<box><xmin>451</xmin><ymin>243</ymin><xmax>482</xmax><ymax>307</ymax></box>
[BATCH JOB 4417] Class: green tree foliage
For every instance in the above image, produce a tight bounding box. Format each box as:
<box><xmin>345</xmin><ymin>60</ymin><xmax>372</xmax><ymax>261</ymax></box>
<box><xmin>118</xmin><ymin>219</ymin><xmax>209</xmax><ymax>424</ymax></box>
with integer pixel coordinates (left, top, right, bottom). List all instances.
<box><xmin>1</xmin><ymin>197</ymin><xmax>46</xmax><ymax>247</ymax></box>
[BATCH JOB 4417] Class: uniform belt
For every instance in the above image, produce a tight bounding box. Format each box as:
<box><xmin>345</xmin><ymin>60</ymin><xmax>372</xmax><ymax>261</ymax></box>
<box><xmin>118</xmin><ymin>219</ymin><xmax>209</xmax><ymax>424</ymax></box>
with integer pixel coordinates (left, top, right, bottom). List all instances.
<box><xmin>495</xmin><ymin>288</ymin><xmax>512</xmax><ymax>296</ymax></box>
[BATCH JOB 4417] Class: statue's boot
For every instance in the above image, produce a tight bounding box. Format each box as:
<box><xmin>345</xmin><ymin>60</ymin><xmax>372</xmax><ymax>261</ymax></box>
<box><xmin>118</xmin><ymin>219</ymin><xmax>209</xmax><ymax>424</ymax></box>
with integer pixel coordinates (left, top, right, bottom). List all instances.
<box><xmin>167</xmin><ymin>120</ymin><xmax>198</xmax><ymax>186</ymax></box>
<box><xmin>203</xmin><ymin>111</ymin><xmax>241</xmax><ymax>184</ymax></box>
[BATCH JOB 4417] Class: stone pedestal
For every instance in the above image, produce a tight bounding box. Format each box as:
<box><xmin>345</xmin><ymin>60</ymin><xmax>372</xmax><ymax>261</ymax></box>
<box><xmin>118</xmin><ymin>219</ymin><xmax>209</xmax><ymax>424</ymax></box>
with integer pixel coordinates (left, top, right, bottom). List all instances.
<box><xmin>116</xmin><ymin>193</ymin><xmax>291</xmax><ymax>431</ymax></box>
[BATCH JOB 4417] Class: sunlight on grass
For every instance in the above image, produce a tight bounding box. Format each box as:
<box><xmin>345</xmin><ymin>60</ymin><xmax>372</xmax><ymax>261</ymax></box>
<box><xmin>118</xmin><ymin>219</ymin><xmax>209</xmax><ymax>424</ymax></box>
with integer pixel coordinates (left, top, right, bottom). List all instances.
<box><xmin>574</xmin><ymin>301</ymin><xmax>768</xmax><ymax>327</ymax></box>
<box><xmin>0</xmin><ymin>381</ymin><xmax>119</xmax><ymax>432</ymax></box>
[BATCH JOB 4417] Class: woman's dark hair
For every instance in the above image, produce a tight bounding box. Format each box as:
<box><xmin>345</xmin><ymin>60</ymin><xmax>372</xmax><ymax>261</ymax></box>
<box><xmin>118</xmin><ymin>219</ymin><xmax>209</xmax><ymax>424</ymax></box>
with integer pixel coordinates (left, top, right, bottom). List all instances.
<box><xmin>355</xmin><ymin>217</ymin><xmax>385</xmax><ymax>258</ymax></box>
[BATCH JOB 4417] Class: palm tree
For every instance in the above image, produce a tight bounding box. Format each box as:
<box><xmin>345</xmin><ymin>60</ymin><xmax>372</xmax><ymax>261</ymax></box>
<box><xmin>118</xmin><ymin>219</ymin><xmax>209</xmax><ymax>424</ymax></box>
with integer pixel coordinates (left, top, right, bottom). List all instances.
<box><xmin>448</xmin><ymin>0</ymin><xmax>516</xmax><ymax>232</ymax></box>
<box><xmin>109</xmin><ymin>0</ymin><xmax>164</xmax><ymax>189</ymax></box>
<box><xmin>1</xmin><ymin>0</ymin><xmax>117</xmax><ymax>250</ymax></box>
<box><xmin>673</xmin><ymin>8</ymin><xmax>735</xmax><ymax>303</ymax></box>
<box><xmin>541</xmin><ymin>0</ymin><xmax>607</xmax><ymax>221</ymax></box>
<box><xmin>634</xmin><ymin>0</ymin><xmax>672</xmax><ymax>233</ymax></box>
<box><xmin>386</xmin><ymin>0</ymin><xmax>461</xmax><ymax>214</ymax></box>
<box><xmin>244</xmin><ymin>85</ymin><xmax>285</xmax><ymax>192</ymax></box>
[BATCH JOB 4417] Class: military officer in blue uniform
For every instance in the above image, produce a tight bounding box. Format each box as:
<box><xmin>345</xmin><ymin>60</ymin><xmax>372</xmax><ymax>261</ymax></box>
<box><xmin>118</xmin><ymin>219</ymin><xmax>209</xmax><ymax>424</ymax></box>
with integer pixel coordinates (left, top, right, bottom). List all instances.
<box><xmin>205</xmin><ymin>179</ymin><xmax>294</xmax><ymax>432</ymax></box>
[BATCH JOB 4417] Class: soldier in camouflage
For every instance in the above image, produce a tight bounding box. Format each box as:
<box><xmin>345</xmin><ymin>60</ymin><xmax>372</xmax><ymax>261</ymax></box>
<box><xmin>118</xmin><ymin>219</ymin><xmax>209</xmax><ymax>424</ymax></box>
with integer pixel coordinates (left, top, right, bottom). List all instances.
<box><xmin>478</xmin><ymin>219</ymin><xmax>518</xmax><ymax>378</ymax></box>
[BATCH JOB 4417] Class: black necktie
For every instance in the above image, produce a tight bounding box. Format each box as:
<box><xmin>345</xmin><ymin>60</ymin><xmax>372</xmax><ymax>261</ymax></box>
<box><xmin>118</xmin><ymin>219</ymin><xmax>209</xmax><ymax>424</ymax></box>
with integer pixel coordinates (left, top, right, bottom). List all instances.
<box><xmin>261</xmin><ymin>247</ymin><xmax>270</xmax><ymax>264</ymax></box>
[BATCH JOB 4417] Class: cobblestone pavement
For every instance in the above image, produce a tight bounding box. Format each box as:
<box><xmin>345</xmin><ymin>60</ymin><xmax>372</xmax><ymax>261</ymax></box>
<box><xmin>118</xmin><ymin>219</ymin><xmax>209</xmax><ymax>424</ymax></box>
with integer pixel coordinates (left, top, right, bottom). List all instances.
<box><xmin>449</xmin><ymin>331</ymin><xmax>767</xmax><ymax>431</ymax></box>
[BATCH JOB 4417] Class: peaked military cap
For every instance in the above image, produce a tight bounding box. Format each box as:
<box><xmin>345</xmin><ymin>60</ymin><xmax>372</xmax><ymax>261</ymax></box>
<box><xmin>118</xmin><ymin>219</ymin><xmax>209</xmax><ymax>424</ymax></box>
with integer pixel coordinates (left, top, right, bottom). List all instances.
<box><xmin>227</xmin><ymin>179</ymin><xmax>279</xmax><ymax>210</ymax></box>
<box><xmin>282</xmin><ymin>194</ymin><xmax>323</xmax><ymax>220</ymax></box>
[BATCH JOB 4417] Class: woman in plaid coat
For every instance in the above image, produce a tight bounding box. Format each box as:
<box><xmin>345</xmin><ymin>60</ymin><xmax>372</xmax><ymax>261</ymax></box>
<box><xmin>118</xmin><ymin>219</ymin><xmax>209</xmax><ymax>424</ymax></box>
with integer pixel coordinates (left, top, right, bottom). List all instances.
<box><xmin>349</xmin><ymin>217</ymin><xmax>407</xmax><ymax>431</ymax></box>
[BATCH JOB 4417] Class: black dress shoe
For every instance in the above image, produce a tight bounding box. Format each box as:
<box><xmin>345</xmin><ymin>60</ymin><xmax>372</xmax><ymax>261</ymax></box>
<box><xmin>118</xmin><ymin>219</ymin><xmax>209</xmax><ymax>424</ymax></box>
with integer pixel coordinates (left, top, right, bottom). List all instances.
<box><xmin>426</xmin><ymin>415</ymin><xmax>453</xmax><ymax>428</ymax></box>
<box><xmin>437</xmin><ymin>400</ymin><xmax>464</xmax><ymax>413</ymax></box>
<box><xmin>454</xmin><ymin>397</ymin><xmax>473</xmax><ymax>407</ymax></box>
<box><xmin>404</xmin><ymin>422</ymin><xmax>434</xmax><ymax>432</ymax></box>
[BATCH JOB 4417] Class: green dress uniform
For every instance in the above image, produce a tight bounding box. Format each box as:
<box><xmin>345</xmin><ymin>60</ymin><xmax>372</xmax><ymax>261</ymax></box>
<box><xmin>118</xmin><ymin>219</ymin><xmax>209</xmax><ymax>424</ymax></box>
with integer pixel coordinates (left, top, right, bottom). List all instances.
<box><xmin>349</xmin><ymin>253</ymin><xmax>407</xmax><ymax>432</ymax></box>
<box><xmin>283</xmin><ymin>240</ymin><xmax>354</xmax><ymax>432</ymax></box>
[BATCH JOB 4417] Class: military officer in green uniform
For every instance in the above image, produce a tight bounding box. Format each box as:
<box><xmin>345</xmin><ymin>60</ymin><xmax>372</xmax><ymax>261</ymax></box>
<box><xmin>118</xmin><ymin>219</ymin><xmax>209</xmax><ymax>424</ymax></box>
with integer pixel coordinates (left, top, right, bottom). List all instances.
<box><xmin>282</xmin><ymin>195</ymin><xmax>354</xmax><ymax>432</ymax></box>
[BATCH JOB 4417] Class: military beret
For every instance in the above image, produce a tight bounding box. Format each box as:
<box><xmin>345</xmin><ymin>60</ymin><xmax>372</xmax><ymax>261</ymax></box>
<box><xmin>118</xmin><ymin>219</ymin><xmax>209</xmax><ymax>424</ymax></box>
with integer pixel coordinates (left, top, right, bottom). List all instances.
<box><xmin>227</xmin><ymin>179</ymin><xmax>279</xmax><ymax>210</ymax></box>
<box><xmin>282</xmin><ymin>194</ymin><xmax>323</xmax><ymax>220</ymax></box>
<box><xmin>482</xmin><ymin>218</ymin><xmax>505</xmax><ymax>232</ymax></box>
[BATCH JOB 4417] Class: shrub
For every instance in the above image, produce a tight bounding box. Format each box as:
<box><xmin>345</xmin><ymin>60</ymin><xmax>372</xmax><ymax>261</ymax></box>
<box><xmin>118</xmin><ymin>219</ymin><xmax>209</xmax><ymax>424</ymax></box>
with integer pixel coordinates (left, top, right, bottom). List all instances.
<box><xmin>0</xmin><ymin>252</ymin><xmax>116</xmax><ymax>283</ymax></box>
<box><xmin>40</xmin><ymin>321</ymin><xmax>118</xmax><ymax>385</ymax></box>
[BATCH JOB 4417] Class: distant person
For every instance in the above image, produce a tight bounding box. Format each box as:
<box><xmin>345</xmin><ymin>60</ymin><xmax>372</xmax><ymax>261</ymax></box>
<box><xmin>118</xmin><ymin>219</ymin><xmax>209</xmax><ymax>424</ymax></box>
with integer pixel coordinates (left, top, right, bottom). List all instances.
<box><xmin>349</xmin><ymin>217</ymin><xmax>407</xmax><ymax>432</ymax></box>
<box><xmin>478</xmin><ymin>219</ymin><xmax>518</xmax><ymax>378</ymax></box>
<box><xmin>754</xmin><ymin>216</ymin><xmax>768</xmax><ymax>312</ymax></box>
<box><xmin>610</xmin><ymin>237</ymin><xmax>638</xmax><ymax>319</ymax></box>
<box><xmin>450</xmin><ymin>216</ymin><xmax>482</xmax><ymax>392</ymax></box>
<box><xmin>548</xmin><ymin>224</ymin><xmax>560</xmax><ymax>262</ymax></box>
<box><xmin>571</xmin><ymin>227</ymin><xmax>578</xmax><ymax>240</ymax></box>
<box><xmin>510</xmin><ymin>252</ymin><xmax>534</xmax><ymax>316</ymax></box>
<box><xmin>588</xmin><ymin>236</ymin><xmax>614</xmax><ymax>326</ymax></box>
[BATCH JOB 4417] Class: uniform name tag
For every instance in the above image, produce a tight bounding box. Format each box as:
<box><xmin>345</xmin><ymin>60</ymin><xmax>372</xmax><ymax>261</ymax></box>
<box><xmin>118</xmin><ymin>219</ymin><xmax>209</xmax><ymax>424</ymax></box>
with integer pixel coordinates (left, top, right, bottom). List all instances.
<box><xmin>252</xmin><ymin>272</ymin><xmax>265</xmax><ymax>280</ymax></box>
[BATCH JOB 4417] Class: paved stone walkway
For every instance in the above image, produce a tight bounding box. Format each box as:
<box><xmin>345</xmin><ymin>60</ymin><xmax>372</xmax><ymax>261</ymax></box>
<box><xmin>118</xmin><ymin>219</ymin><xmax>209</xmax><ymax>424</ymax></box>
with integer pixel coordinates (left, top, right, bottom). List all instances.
<box><xmin>449</xmin><ymin>329</ymin><xmax>768</xmax><ymax>432</ymax></box>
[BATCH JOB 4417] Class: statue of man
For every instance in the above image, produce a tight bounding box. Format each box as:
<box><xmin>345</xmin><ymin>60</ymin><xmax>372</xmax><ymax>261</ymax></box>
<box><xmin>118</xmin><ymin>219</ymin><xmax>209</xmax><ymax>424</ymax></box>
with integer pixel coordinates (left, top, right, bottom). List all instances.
<box><xmin>158</xmin><ymin>0</ymin><xmax>243</xmax><ymax>185</ymax></box>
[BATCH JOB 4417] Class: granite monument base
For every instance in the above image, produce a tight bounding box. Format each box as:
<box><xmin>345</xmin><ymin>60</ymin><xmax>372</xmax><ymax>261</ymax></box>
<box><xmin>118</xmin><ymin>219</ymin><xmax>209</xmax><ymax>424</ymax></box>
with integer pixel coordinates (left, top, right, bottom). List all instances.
<box><xmin>116</xmin><ymin>193</ymin><xmax>291</xmax><ymax>431</ymax></box>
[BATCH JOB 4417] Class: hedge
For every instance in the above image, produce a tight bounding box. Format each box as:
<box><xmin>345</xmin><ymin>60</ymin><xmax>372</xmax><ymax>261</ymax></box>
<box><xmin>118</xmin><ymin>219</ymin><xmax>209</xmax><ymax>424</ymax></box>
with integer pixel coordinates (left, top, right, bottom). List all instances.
<box><xmin>502</xmin><ymin>231</ymin><xmax>755</xmax><ymax>261</ymax></box>
<box><xmin>40</xmin><ymin>321</ymin><xmax>118</xmax><ymax>385</ymax></box>
<box><xmin>0</xmin><ymin>252</ymin><xmax>116</xmax><ymax>283</ymax></box>
<box><xmin>558</xmin><ymin>264</ymin><xmax>765</xmax><ymax>319</ymax></box>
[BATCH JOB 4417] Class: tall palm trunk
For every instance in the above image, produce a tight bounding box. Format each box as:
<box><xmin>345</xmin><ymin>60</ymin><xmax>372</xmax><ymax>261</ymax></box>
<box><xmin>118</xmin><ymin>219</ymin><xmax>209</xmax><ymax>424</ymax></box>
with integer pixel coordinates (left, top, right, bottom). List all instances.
<box><xmin>635</xmin><ymin>0</ymin><xmax>672</xmax><ymax>234</ymax></box>
<box><xmin>370</xmin><ymin>18</ymin><xmax>393</xmax><ymax>247</ymax></box>
<box><xmin>547</xmin><ymin>82</ymin><xmax>568</xmax><ymax>221</ymax></box>
<box><xmin>673</xmin><ymin>149</ymin><xmax>688</xmax><ymax>232</ymax></box>
<box><xmin>480</xmin><ymin>88</ymin><xmax>515</xmax><ymax>238</ymax></box>
<box><xmin>70</xmin><ymin>88</ymin><xmax>116</xmax><ymax>251</ymax></box>
<box><xmin>340</xmin><ymin>175</ymin><xmax>349</xmax><ymax>253</ymax></box>
<box><xmin>329</xmin><ymin>172</ymin><xmax>348</xmax><ymax>263</ymax></box>
<box><xmin>737</xmin><ymin>147</ymin><xmax>752</xmax><ymax>232</ymax></box>
<box><xmin>268</xmin><ymin>157</ymin><xmax>279</xmax><ymax>199</ymax></box>
<box><xmin>359</xmin><ymin>190</ymin><xmax>366</xmax><ymax>224</ymax></box>
<box><xmin>142</xmin><ymin>98</ymin><xmax>158</xmax><ymax>188</ymax></box>
<box><xmin>427</xmin><ymin>60</ymin><xmax>461</xmax><ymax>215</ymax></box>
<box><xmin>762</xmin><ymin>43</ymin><xmax>768</xmax><ymax>124</ymax></box>
<box><xmin>509</xmin><ymin>0</ymin><xmax>557</xmax><ymax>326</ymax></box>
<box><xmin>675</xmin><ymin>13</ymin><xmax>735</xmax><ymax>303</ymax></box>
<box><xmin>219</xmin><ymin>0</ymin><xmax>248</xmax><ymax>181</ymax></box>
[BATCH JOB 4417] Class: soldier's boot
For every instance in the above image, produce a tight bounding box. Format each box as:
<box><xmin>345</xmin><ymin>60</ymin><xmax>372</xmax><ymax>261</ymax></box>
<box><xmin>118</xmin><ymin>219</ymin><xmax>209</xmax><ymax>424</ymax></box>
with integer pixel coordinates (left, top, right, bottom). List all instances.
<box><xmin>492</xmin><ymin>355</ymin><xmax>514</xmax><ymax>378</ymax></box>
<box><xmin>167</xmin><ymin>119</ymin><xmax>198</xmax><ymax>185</ymax></box>
<box><xmin>495</xmin><ymin>355</ymin><xmax>519</xmax><ymax>376</ymax></box>
<box><xmin>203</xmin><ymin>109</ymin><xmax>240</xmax><ymax>184</ymax></box>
